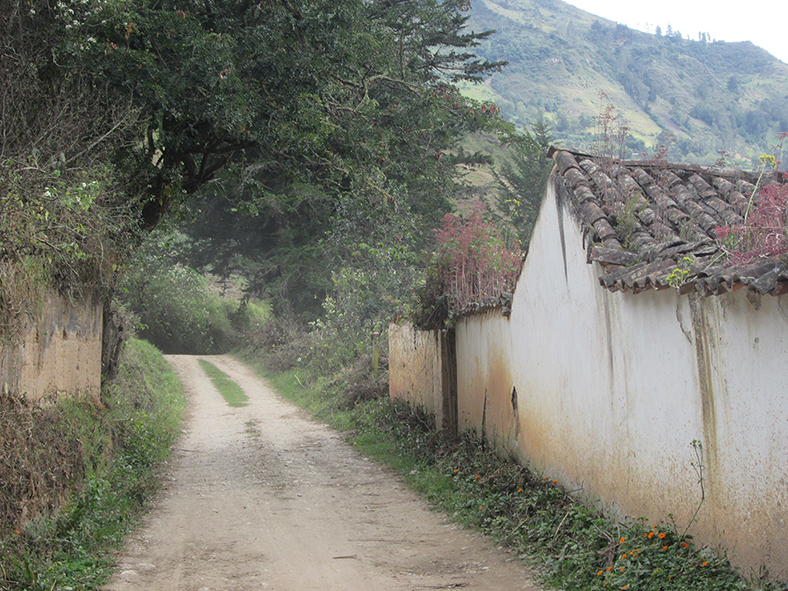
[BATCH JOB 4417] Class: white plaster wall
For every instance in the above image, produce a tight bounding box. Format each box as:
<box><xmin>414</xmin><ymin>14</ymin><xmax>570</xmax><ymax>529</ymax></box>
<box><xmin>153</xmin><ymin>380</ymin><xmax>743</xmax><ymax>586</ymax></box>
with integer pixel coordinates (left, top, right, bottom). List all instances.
<box><xmin>456</xmin><ymin>311</ymin><xmax>516</xmax><ymax>453</ymax></box>
<box><xmin>389</xmin><ymin>176</ymin><xmax>788</xmax><ymax>576</ymax></box>
<box><xmin>505</xmin><ymin>178</ymin><xmax>788</xmax><ymax>577</ymax></box>
<box><xmin>388</xmin><ymin>322</ymin><xmax>445</xmax><ymax>428</ymax></box>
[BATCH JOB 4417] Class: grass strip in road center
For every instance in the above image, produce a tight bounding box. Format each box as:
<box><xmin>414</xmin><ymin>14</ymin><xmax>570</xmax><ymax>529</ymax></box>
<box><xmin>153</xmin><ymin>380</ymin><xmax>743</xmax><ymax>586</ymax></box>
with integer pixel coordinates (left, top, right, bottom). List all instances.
<box><xmin>198</xmin><ymin>359</ymin><xmax>249</xmax><ymax>407</ymax></box>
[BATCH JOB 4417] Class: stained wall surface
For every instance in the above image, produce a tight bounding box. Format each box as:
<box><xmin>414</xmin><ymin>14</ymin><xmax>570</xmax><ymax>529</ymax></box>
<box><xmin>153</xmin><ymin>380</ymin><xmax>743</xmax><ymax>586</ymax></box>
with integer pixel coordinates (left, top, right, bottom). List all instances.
<box><xmin>389</xmin><ymin>322</ymin><xmax>446</xmax><ymax>429</ymax></box>
<box><xmin>0</xmin><ymin>292</ymin><xmax>103</xmax><ymax>401</ymax></box>
<box><xmin>391</xmin><ymin>176</ymin><xmax>788</xmax><ymax>578</ymax></box>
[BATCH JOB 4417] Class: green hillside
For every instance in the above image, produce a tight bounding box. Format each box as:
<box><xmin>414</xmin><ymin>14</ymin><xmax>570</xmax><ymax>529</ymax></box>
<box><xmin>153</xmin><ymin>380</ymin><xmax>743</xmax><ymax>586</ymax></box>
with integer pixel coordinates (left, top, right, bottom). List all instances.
<box><xmin>465</xmin><ymin>0</ymin><xmax>788</xmax><ymax>167</ymax></box>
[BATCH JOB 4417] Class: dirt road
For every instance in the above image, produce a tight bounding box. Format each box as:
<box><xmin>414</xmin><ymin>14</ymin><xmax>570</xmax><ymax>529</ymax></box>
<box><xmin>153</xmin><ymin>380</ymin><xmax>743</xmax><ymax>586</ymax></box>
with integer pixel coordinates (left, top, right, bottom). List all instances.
<box><xmin>102</xmin><ymin>355</ymin><xmax>541</xmax><ymax>591</ymax></box>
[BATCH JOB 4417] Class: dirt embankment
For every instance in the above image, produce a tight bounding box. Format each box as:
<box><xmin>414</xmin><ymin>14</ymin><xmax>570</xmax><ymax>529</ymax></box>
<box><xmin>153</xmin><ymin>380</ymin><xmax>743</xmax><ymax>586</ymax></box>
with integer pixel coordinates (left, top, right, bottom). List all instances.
<box><xmin>102</xmin><ymin>355</ymin><xmax>541</xmax><ymax>591</ymax></box>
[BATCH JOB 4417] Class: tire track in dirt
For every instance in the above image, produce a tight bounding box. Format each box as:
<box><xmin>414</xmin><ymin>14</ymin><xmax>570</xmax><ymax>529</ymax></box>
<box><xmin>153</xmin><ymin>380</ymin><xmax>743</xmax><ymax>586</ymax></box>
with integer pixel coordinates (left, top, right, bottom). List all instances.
<box><xmin>101</xmin><ymin>354</ymin><xmax>542</xmax><ymax>591</ymax></box>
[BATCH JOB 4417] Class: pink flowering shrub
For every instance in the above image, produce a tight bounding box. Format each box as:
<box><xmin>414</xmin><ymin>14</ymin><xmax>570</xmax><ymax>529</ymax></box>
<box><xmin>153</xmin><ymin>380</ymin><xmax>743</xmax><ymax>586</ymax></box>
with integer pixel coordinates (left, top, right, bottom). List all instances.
<box><xmin>715</xmin><ymin>182</ymin><xmax>788</xmax><ymax>265</ymax></box>
<box><xmin>432</xmin><ymin>201</ymin><xmax>522</xmax><ymax>314</ymax></box>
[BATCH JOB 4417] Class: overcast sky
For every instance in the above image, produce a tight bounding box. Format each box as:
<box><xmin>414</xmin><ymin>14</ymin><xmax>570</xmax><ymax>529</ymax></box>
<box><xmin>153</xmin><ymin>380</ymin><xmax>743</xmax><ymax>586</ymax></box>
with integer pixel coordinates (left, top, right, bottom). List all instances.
<box><xmin>564</xmin><ymin>0</ymin><xmax>787</xmax><ymax>64</ymax></box>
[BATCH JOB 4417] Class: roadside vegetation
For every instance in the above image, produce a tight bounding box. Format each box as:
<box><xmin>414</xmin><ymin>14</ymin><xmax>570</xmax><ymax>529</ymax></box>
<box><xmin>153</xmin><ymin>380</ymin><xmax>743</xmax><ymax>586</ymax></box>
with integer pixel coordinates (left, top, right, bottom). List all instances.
<box><xmin>0</xmin><ymin>339</ymin><xmax>184</xmax><ymax>590</ymax></box>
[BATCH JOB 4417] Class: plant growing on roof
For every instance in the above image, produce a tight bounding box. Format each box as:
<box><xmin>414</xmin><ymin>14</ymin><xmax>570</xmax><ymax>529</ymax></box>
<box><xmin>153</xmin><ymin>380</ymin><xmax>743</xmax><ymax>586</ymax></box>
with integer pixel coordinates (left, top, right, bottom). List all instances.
<box><xmin>666</xmin><ymin>256</ymin><xmax>694</xmax><ymax>291</ymax></box>
<box><xmin>714</xmin><ymin>182</ymin><xmax>788</xmax><ymax>265</ymax></box>
<box><xmin>415</xmin><ymin>201</ymin><xmax>522</xmax><ymax>325</ymax></box>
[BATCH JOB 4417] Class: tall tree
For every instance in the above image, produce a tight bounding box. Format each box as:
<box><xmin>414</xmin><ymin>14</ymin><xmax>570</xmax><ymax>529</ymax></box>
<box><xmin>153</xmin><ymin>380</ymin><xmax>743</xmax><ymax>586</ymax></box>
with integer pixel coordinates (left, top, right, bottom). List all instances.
<box><xmin>493</xmin><ymin>119</ymin><xmax>553</xmax><ymax>246</ymax></box>
<box><xmin>77</xmin><ymin>0</ymin><xmax>507</xmax><ymax>227</ymax></box>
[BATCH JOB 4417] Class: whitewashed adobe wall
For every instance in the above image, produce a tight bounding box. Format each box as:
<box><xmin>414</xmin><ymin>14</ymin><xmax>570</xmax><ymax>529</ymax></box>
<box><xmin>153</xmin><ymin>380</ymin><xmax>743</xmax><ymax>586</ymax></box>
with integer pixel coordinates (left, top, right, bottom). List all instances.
<box><xmin>389</xmin><ymin>322</ymin><xmax>447</xmax><ymax>429</ymax></box>
<box><xmin>504</xmin><ymin>175</ymin><xmax>788</xmax><ymax>577</ymax></box>
<box><xmin>391</xmin><ymin>175</ymin><xmax>788</xmax><ymax>578</ymax></box>
<box><xmin>0</xmin><ymin>291</ymin><xmax>103</xmax><ymax>401</ymax></box>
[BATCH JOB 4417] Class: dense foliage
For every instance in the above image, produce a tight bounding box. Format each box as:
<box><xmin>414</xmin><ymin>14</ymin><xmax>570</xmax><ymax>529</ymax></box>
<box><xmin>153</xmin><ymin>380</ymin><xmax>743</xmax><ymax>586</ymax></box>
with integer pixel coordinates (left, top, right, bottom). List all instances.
<box><xmin>1</xmin><ymin>0</ymin><xmax>141</xmax><ymax>333</ymax></box>
<box><xmin>75</xmin><ymin>0</ymin><xmax>509</xmax><ymax>225</ymax></box>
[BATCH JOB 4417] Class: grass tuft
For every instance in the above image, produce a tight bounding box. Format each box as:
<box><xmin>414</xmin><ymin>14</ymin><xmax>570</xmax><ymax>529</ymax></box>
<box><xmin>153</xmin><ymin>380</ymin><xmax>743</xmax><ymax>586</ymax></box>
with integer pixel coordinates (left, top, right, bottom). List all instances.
<box><xmin>197</xmin><ymin>359</ymin><xmax>249</xmax><ymax>407</ymax></box>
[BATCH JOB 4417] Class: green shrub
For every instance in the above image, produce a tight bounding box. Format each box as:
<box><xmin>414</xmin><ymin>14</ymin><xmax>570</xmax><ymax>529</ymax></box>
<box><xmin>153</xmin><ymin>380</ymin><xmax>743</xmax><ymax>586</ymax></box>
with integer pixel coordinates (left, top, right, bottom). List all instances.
<box><xmin>118</xmin><ymin>229</ymin><xmax>269</xmax><ymax>354</ymax></box>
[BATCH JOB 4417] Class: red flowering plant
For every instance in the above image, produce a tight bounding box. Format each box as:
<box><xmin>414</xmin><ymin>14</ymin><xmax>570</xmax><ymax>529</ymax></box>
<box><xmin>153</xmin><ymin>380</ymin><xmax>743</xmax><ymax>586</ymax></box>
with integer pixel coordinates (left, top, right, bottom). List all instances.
<box><xmin>415</xmin><ymin>201</ymin><xmax>522</xmax><ymax>326</ymax></box>
<box><xmin>715</xmin><ymin>180</ymin><xmax>788</xmax><ymax>265</ymax></box>
<box><xmin>715</xmin><ymin>136</ymin><xmax>788</xmax><ymax>265</ymax></box>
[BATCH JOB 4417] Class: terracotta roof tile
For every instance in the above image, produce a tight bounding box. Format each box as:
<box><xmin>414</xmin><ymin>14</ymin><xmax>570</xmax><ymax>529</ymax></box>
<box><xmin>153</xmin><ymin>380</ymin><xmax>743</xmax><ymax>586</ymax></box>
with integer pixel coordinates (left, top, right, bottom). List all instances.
<box><xmin>549</xmin><ymin>148</ymin><xmax>788</xmax><ymax>296</ymax></box>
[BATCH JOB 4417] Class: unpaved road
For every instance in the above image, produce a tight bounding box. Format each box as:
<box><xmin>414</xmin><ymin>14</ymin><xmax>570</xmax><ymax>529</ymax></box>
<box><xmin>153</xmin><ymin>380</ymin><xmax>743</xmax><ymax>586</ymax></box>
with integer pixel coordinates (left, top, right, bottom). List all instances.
<box><xmin>102</xmin><ymin>355</ymin><xmax>541</xmax><ymax>591</ymax></box>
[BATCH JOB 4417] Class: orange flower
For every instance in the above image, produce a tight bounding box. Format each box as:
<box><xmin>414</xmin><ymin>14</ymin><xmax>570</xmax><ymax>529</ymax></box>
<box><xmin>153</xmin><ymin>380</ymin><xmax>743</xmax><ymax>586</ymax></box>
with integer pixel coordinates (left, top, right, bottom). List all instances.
<box><xmin>597</xmin><ymin>570</ymin><xmax>604</xmax><ymax>576</ymax></box>
<box><xmin>479</xmin><ymin>506</ymin><xmax>485</xmax><ymax>511</ymax></box>
<box><xmin>454</xmin><ymin>469</ymin><xmax>459</xmax><ymax>473</ymax></box>
<box><xmin>680</xmin><ymin>542</ymin><xmax>689</xmax><ymax>548</ymax></box>
<box><xmin>607</xmin><ymin>565</ymin><xmax>613</xmax><ymax>572</ymax></box>
<box><xmin>619</xmin><ymin>566</ymin><xmax>625</xmax><ymax>571</ymax></box>
<box><xmin>619</xmin><ymin>537</ymin><xmax>625</xmax><ymax>544</ymax></box>
<box><xmin>702</xmin><ymin>561</ymin><xmax>709</xmax><ymax>567</ymax></box>
<box><xmin>621</xmin><ymin>554</ymin><xmax>627</xmax><ymax>560</ymax></box>
<box><xmin>648</xmin><ymin>532</ymin><xmax>654</xmax><ymax>539</ymax></box>
<box><xmin>552</xmin><ymin>480</ymin><xmax>558</xmax><ymax>483</ymax></box>
<box><xmin>622</xmin><ymin>586</ymin><xmax>629</xmax><ymax>590</ymax></box>
<box><xmin>662</xmin><ymin>546</ymin><xmax>668</xmax><ymax>551</ymax></box>
<box><xmin>658</xmin><ymin>532</ymin><xmax>666</xmax><ymax>539</ymax></box>
<box><xmin>474</xmin><ymin>475</ymin><xmax>480</xmax><ymax>479</ymax></box>
<box><xmin>517</xmin><ymin>488</ymin><xmax>523</xmax><ymax>493</ymax></box>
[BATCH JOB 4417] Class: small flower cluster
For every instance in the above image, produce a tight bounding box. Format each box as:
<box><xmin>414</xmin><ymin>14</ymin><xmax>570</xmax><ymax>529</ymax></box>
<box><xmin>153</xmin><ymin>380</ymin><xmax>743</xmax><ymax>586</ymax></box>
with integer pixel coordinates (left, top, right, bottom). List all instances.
<box><xmin>593</xmin><ymin>523</ymin><xmax>718</xmax><ymax>590</ymax></box>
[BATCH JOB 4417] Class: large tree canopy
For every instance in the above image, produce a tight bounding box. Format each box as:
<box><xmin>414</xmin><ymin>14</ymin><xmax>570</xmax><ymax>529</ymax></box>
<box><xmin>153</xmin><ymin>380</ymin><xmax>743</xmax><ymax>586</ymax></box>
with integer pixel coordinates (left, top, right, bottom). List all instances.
<box><xmin>76</xmin><ymin>0</ymin><xmax>507</xmax><ymax>226</ymax></box>
<box><xmin>3</xmin><ymin>0</ymin><xmax>515</xmax><ymax>320</ymax></box>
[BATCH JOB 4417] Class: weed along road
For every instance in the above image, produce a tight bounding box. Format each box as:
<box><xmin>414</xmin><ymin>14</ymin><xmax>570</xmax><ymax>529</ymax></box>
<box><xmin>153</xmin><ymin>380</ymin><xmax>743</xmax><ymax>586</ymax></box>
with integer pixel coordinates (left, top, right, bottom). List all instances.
<box><xmin>102</xmin><ymin>355</ymin><xmax>541</xmax><ymax>591</ymax></box>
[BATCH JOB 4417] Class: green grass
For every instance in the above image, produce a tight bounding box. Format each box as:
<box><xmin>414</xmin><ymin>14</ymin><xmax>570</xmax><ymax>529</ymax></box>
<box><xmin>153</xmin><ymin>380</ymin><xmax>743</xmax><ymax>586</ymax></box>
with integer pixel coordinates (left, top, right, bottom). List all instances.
<box><xmin>0</xmin><ymin>338</ymin><xmax>185</xmax><ymax>591</ymax></box>
<box><xmin>198</xmin><ymin>359</ymin><xmax>249</xmax><ymax>407</ymax></box>
<box><xmin>239</xmin><ymin>349</ymin><xmax>787</xmax><ymax>591</ymax></box>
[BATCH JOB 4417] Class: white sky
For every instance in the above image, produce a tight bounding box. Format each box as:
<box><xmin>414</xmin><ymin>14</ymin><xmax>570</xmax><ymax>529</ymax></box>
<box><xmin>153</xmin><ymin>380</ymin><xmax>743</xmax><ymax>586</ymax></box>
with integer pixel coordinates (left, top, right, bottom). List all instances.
<box><xmin>564</xmin><ymin>0</ymin><xmax>788</xmax><ymax>64</ymax></box>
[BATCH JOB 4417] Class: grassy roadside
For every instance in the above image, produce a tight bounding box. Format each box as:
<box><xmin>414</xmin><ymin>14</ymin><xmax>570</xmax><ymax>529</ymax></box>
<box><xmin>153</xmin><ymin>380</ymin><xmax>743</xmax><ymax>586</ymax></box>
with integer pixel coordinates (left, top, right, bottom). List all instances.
<box><xmin>0</xmin><ymin>339</ymin><xmax>184</xmax><ymax>590</ymax></box>
<box><xmin>241</xmin><ymin>353</ymin><xmax>786</xmax><ymax>591</ymax></box>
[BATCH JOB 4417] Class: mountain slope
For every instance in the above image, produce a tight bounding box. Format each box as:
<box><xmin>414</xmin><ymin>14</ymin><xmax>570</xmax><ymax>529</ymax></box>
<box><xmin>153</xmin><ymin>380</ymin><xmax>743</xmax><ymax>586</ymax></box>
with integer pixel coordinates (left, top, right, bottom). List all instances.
<box><xmin>466</xmin><ymin>0</ymin><xmax>788</xmax><ymax>166</ymax></box>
